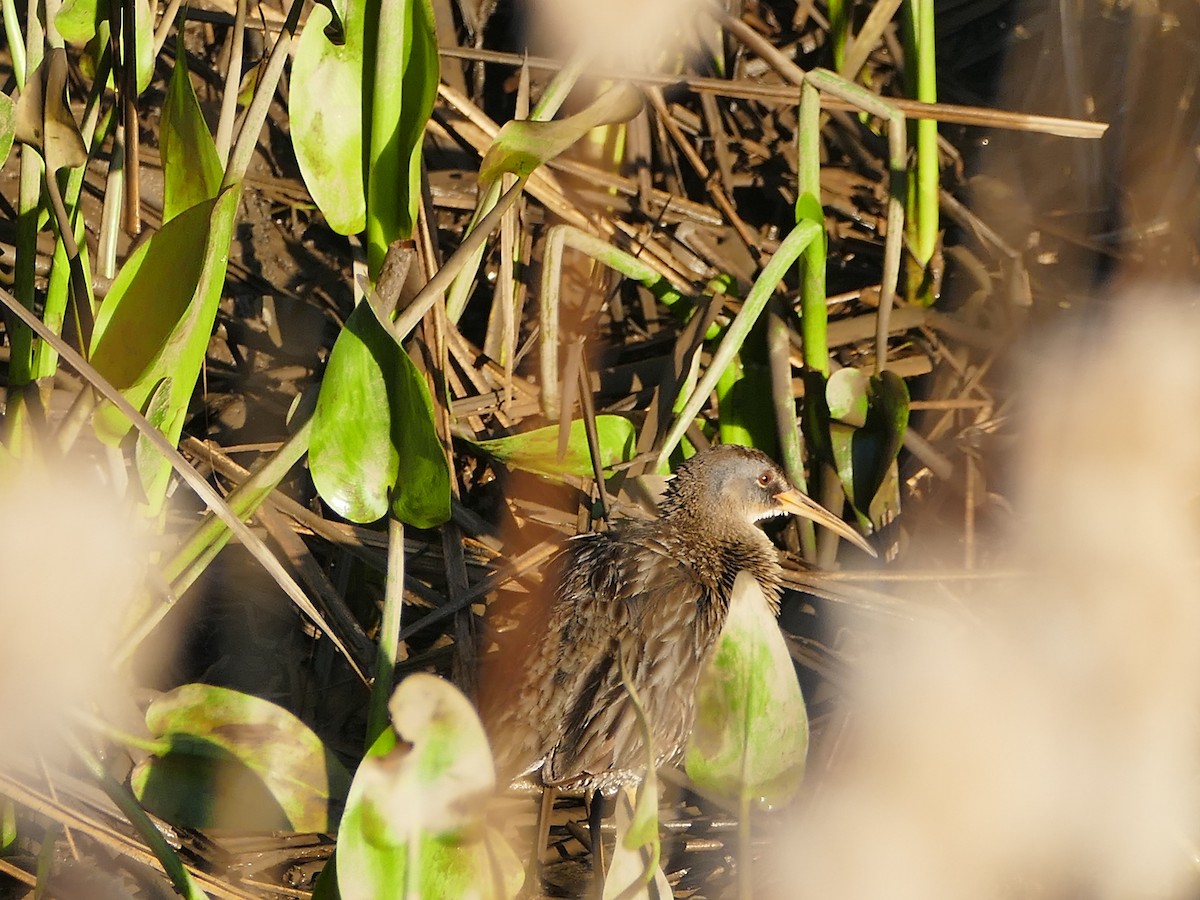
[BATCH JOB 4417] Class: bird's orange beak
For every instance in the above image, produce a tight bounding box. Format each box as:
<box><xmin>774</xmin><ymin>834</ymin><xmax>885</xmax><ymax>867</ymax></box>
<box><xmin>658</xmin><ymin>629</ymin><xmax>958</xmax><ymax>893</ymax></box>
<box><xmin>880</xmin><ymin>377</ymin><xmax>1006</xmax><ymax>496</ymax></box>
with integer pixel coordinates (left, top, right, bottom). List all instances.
<box><xmin>774</xmin><ymin>487</ymin><xmax>877</xmax><ymax>557</ymax></box>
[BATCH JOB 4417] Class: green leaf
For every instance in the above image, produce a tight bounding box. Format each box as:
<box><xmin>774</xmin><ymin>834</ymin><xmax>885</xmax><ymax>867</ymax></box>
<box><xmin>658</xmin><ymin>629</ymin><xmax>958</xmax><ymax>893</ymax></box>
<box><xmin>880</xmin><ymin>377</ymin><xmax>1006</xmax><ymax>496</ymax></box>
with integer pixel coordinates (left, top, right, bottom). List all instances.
<box><xmin>55</xmin><ymin>0</ymin><xmax>105</xmax><ymax>45</ymax></box>
<box><xmin>685</xmin><ymin>571</ymin><xmax>809</xmax><ymax>811</ymax></box>
<box><xmin>312</xmin><ymin>854</ymin><xmax>341</xmax><ymax>900</ymax></box>
<box><xmin>337</xmin><ymin>675</ymin><xmax>522</xmax><ymax>900</ymax></box>
<box><xmin>310</xmin><ymin>302</ymin><xmax>451</xmax><ymax>527</ymax></box>
<box><xmin>134</xmin><ymin>377</ymin><xmax>173</xmax><ymax>504</ymax></box>
<box><xmin>161</xmin><ymin>42</ymin><xmax>221</xmax><ymax>224</ymax></box>
<box><xmin>131</xmin><ymin>0</ymin><xmax>154</xmax><ymax>94</ymax></box>
<box><xmin>363</xmin><ymin>0</ymin><xmax>440</xmax><ymax>276</ymax></box>
<box><xmin>89</xmin><ymin>188</ymin><xmax>241</xmax><ymax>493</ymax></box>
<box><xmin>826</xmin><ymin>369</ymin><xmax>910</xmax><ymax>531</ymax></box>
<box><xmin>478</xmin><ymin>85</ymin><xmax>642</xmax><ymax>192</ymax></box>
<box><xmin>468</xmin><ymin>416</ymin><xmax>637</xmax><ymax>479</ymax></box>
<box><xmin>1</xmin><ymin>799</ymin><xmax>15</xmax><ymax>853</ymax></box>
<box><xmin>290</xmin><ymin>0</ymin><xmax>367</xmax><ymax>234</ymax></box>
<box><xmin>0</xmin><ymin>89</ymin><xmax>15</xmax><ymax>169</ymax></box>
<box><xmin>130</xmin><ymin>684</ymin><xmax>351</xmax><ymax>832</ymax></box>
<box><xmin>716</xmin><ymin>354</ymin><xmax>777</xmax><ymax>454</ymax></box>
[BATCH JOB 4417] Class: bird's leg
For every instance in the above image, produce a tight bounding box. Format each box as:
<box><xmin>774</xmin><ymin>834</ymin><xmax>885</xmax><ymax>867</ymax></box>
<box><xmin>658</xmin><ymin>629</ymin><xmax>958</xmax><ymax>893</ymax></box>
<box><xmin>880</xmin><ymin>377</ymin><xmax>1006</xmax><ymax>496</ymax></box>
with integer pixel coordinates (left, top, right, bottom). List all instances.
<box><xmin>588</xmin><ymin>788</ymin><xmax>607</xmax><ymax>898</ymax></box>
<box><xmin>525</xmin><ymin>786</ymin><xmax>557</xmax><ymax>897</ymax></box>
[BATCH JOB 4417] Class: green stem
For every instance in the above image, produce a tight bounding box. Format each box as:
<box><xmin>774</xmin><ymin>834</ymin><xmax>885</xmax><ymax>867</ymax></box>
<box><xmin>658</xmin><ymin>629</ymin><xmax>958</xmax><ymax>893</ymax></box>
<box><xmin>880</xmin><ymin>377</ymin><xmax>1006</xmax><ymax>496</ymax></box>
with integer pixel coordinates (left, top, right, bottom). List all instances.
<box><xmin>67</xmin><ymin>734</ymin><xmax>209</xmax><ymax>900</ymax></box>
<box><xmin>904</xmin><ymin>0</ymin><xmax>939</xmax><ymax>303</ymax></box>
<box><xmin>366</xmin><ymin>516</ymin><xmax>407</xmax><ymax>750</ymax></box>
<box><xmin>444</xmin><ymin>49</ymin><xmax>589</xmax><ymax>322</ymax></box>
<box><xmin>657</xmin><ymin>220</ymin><xmax>822</xmax><ymax>468</ymax></box>
<box><xmin>1</xmin><ymin>0</ymin><xmax>25</xmax><ymax>88</ymax></box>
<box><xmin>796</xmin><ymin>79</ymin><xmax>827</xmax><ymax>375</ymax></box>
<box><xmin>805</xmin><ymin>68</ymin><xmax>906</xmax><ymax>374</ymax></box>
<box><xmin>538</xmin><ymin>224</ymin><xmax>683</xmax><ymax>416</ymax></box>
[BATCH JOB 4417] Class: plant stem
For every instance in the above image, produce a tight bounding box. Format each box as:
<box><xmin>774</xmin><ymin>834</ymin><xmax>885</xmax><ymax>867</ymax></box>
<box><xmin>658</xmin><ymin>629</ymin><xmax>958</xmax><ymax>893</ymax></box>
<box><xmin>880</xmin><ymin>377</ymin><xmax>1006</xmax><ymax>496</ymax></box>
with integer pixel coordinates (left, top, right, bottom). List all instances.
<box><xmin>67</xmin><ymin>734</ymin><xmax>209</xmax><ymax>900</ymax></box>
<box><xmin>366</xmin><ymin>516</ymin><xmax>407</xmax><ymax>750</ymax></box>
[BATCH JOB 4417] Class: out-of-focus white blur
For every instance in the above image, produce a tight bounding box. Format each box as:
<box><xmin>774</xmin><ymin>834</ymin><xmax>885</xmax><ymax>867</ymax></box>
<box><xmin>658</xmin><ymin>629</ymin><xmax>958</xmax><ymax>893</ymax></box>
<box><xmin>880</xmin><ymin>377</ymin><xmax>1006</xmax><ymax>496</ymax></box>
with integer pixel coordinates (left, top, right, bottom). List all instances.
<box><xmin>777</xmin><ymin>298</ymin><xmax>1200</xmax><ymax>898</ymax></box>
<box><xmin>0</xmin><ymin>467</ymin><xmax>147</xmax><ymax>766</ymax></box>
<box><xmin>527</xmin><ymin>0</ymin><xmax>713</xmax><ymax>73</ymax></box>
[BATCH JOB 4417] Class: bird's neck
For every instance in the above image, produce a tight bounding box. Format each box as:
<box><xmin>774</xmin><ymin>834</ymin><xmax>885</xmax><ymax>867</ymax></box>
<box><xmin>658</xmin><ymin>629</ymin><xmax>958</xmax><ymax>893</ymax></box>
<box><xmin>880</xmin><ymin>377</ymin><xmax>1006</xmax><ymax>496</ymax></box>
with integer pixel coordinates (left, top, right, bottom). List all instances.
<box><xmin>660</xmin><ymin>508</ymin><xmax>784</xmax><ymax>613</ymax></box>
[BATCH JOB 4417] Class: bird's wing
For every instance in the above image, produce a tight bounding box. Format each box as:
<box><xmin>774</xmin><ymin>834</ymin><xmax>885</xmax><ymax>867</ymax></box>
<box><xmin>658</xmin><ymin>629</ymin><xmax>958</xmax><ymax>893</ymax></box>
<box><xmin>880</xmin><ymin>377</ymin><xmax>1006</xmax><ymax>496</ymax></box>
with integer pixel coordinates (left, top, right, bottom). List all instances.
<box><xmin>541</xmin><ymin>533</ymin><xmax>718</xmax><ymax>787</ymax></box>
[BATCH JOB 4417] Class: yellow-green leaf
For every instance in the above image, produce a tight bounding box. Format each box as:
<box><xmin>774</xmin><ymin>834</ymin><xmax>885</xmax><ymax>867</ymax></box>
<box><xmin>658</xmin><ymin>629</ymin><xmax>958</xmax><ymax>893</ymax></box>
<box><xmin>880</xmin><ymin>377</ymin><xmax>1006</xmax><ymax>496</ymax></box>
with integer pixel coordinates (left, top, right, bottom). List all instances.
<box><xmin>479</xmin><ymin>85</ymin><xmax>642</xmax><ymax>191</ymax></box>
<box><xmin>290</xmin><ymin>0</ymin><xmax>367</xmax><ymax>234</ymax></box>
<box><xmin>685</xmin><ymin>571</ymin><xmax>808</xmax><ymax>810</ymax></box>
<box><xmin>131</xmin><ymin>684</ymin><xmax>351</xmax><ymax>832</ymax></box>
<box><xmin>469</xmin><ymin>416</ymin><xmax>636</xmax><ymax>479</ymax></box>
<box><xmin>161</xmin><ymin>44</ymin><xmax>221</xmax><ymax>224</ymax></box>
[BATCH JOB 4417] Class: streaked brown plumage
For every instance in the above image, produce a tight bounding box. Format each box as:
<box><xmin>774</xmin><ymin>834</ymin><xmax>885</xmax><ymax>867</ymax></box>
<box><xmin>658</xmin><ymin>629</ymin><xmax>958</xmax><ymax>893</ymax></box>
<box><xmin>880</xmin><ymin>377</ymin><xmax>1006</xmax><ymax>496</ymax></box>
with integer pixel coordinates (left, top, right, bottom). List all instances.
<box><xmin>483</xmin><ymin>444</ymin><xmax>871</xmax><ymax>794</ymax></box>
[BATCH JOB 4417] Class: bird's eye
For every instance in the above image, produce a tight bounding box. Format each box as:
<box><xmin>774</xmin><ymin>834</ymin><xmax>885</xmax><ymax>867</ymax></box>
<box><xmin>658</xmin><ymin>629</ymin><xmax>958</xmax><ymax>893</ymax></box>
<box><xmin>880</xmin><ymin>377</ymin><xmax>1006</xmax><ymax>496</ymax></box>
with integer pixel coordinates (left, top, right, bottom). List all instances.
<box><xmin>757</xmin><ymin>471</ymin><xmax>772</xmax><ymax>487</ymax></box>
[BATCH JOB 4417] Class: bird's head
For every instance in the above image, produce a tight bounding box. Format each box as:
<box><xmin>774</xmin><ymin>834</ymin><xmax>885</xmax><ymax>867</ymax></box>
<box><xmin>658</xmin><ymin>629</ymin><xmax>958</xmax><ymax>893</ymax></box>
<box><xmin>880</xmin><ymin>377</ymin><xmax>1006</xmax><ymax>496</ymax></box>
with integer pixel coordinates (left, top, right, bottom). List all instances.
<box><xmin>660</xmin><ymin>445</ymin><xmax>875</xmax><ymax>556</ymax></box>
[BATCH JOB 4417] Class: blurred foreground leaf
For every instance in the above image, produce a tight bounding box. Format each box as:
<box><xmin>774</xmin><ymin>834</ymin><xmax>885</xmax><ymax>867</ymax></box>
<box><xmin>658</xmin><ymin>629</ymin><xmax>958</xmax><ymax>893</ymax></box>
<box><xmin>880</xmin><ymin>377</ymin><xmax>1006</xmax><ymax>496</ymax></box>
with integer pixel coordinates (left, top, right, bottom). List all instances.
<box><xmin>131</xmin><ymin>684</ymin><xmax>351</xmax><ymax>832</ymax></box>
<box><xmin>685</xmin><ymin>571</ymin><xmax>808</xmax><ymax>811</ymax></box>
<box><xmin>337</xmin><ymin>674</ymin><xmax>522</xmax><ymax>900</ymax></box>
<box><xmin>603</xmin><ymin>658</ymin><xmax>670</xmax><ymax>900</ymax></box>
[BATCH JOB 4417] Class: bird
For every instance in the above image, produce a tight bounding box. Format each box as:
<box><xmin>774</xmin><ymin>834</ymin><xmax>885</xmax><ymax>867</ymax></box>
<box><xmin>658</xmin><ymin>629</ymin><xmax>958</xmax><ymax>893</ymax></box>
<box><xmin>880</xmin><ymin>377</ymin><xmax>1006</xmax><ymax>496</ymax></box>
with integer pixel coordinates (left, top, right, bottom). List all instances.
<box><xmin>481</xmin><ymin>444</ymin><xmax>873</xmax><ymax>796</ymax></box>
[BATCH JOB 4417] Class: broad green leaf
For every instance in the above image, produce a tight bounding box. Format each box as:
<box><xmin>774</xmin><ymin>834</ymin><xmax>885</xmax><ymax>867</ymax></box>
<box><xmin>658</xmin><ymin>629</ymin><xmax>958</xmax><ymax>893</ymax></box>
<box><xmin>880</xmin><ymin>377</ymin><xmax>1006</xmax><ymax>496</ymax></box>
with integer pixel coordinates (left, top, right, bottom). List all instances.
<box><xmin>88</xmin><ymin>189</ymin><xmax>240</xmax><ymax>524</ymax></box>
<box><xmin>869</xmin><ymin>369</ymin><xmax>910</xmax><ymax>467</ymax></box>
<box><xmin>161</xmin><ymin>44</ymin><xmax>221</xmax><ymax>223</ymax></box>
<box><xmin>132</xmin><ymin>0</ymin><xmax>155</xmax><ymax>94</ymax></box>
<box><xmin>0</xmin><ymin>92</ymin><xmax>14</xmax><ymax>168</ymax></box>
<box><xmin>686</xmin><ymin>571</ymin><xmax>808</xmax><ymax>811</ymax></box>
<box><xmin>829</xmin><ymin>420</ymin><xmax>861</xmax><ymax>526</ymax></box>
<box><xmin>131</xmin><ymin>684</ymin><xmax>351</xmax><ymax>832</ymax></box>
<box><xmin>337</xmin><ymin>675</ymin><xmax>522</xmax><ymax>900</ymax></box>
<box><xmin>468</xmin><ymin>416</ymin><xmax>636</xmax><ymax>479</ymax></box>
<box><xmin>60</xmin><ymin>0</ymin><xmax>153</xmax><ymax>91</ymax></box>
<box><xmin>827</xmin><ymin>369</ymin><xmax>909</xmax><ymax>531</ymax></box>
<box><xmin>290</xmin><ymin>0</ymin><xmax>367</xmax><ymax>234</ymax></box>
<box><xmin>55</xmin><ymin>0</ymin><xmax>104</xmax><ymax>45</ymax></box>
<box><xmin>90</xmin><ymin>188</ymin><xmax>241</xmax><ymax>480</ymax></box>
<box><xmin>478</xmin><ymin>85</ymin><xmax>643</xmax><ymax>191</ymax></box>
<box><xmin>363</xmin><ymin>0</ymin><xmax>439</xmax><ymax>276</ymax></box>
<box><xmin>310</xmin><ymin>302</ymin><xmax>451</xmax><ymax>527</ymax></box>
<box><xmin>1</xmin><ymin>799</ymin><xmax>15</xmax><ymax>853</ymax></box>
<box><xmin>862</xmin><ymin>371</ymin><xmax>909</xmax><ymax>530</ymax></box>
<box><xmin>716</xmin><ymin>356</ymin><xmax>777</xmax><ymax>454</ymax></box>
